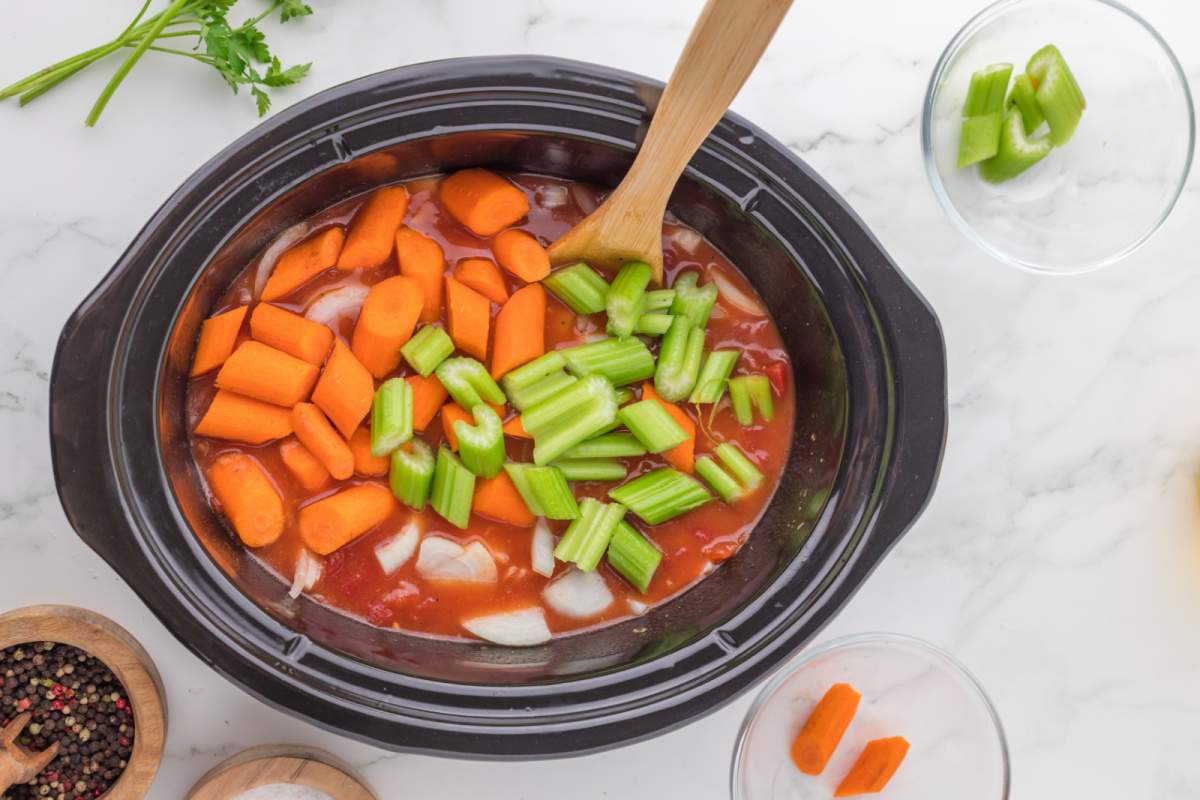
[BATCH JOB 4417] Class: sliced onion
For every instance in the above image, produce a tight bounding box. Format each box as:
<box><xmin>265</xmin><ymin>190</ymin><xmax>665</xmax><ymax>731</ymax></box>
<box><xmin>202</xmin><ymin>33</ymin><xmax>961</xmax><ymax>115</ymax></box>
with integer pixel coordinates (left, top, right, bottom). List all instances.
<box><xmin>374</xmin><ymin>521</ymin><xmax>420</xmax><ymax>575</ymax></box>
<box><xmin>463</xmin><ymin>607</ymin><xmax>551</xmax><ymax>646</ymax></box>
<box><xmin>542</xmin><ymin>568</ymin><xmax>613</xmax><ymax>619</ymax></box>
<box><xmin>531</xmin><ymin>518</ymin><xmax>556</xmax><ymax>578</ymax></box>
<box><xmin>711</xmin><ymin>270</ymin><xmax>767</xmax><ymax>317</ymax></box>
<box><xmin>252</xmin><ymin>221</ymin><xmax>313</xmax><ymax>300</ymax></box>
<box><xmin>627</xmin><ymin>599</ymin><xmax>648</xmax><ymax>615</ymax></box>
<box><xmin>570</xmin><ymin>183</ymin><xmax>600</xmax><ymax>215</ymax></box>
<box><xmin>666</xmin><ymin>225</ymin><xmax>703</xmax><ymax>254</ymax></box>
<box><xmin>416</xmin><ymin>537</ymin><xmax>498</xmax><ymax>584</ymax></box>
<box><xmin>288</xmin><ymin>549</ymin><xmax>321</xmax><ymax>599</ymax></box>
<box><xmin>304</xmin><ymin>284</ymin><xmax>369</xmax><ymax>330</ymax></box>
<box><xmin>536</xmin><ymin>184</ymin><xmax>570</xmax><ymax>209</ymax></box>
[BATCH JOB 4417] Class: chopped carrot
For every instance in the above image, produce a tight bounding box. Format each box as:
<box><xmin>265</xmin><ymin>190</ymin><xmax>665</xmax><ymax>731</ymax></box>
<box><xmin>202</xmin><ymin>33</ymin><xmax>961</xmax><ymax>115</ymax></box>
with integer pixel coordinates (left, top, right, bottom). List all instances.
<box><xmin>291</xmin><ymin>402</ymin><xmax>355</xmax><ymax>480</ymax></box>
<box><xmin>395</xmin><ymin>226</ymin><xmax>445</xmax><ymax>323</ymax></box>
<box><xmin>408</xmin><ymin>373</ymin><xmax>448</xmax><ymax>432</ymax></box>
<box><xmin>249</xmin><ymin>303</ymin><xmax>334</xmax><ymax>365</ymax></box>
<box><xmin>834</xmin><ymin>737</ymin><xmax>910</xmax><ymax>797</ymax></box>
<box><xmin>261</xmin><ymin>227</ymin><xmax>345</xmax><ymax>301</ymax></box>
<box><xmin>790</xmin><ymin>683</ymin><xmax>861</xmax><ymax>776</ymax></box>
<box><xmin>439</xmin><ymin>168</ymin><xmax>530</xmax><ymax>237</ymax></box>
<box><xmin>215</xmin><ymin>340</ymin><xmax>320</xmax><ymax>407</ymax></box>
<box><xmin>311</xmin><ymin>339</ymin><xmax>375</xmax><ymax>438</ymax></box>
<box><xmin>191</xmin><ymin>305</ymin><xmax>248</xmax><ymax>376</ymax></box>
<box><xmin>490</xmin><ymin>283</ymin><xmax>545</xmax><ymax>379</ymax></box>
<box><xmin>453</xmin><ymin>257</ymin><xmax>509</xmax><ymax>303</ymax></box>
<box><xmin>440</xmin><ymin>401</ymin><xmax>504</xmax><ymax>450</ymax></box>
<box><xmin>299</xmin><ymin>483</ymin><xmax>397</xmax><ymax>555</ymax></box>
<box><xmin>350</xmin><ymin>275</ymin><xmax>424</xmax><ymax>378</ymax></box>
<box><xmin>279</xmin><ymin>438</ymin><xmax>330</xmax><ymax>490</ymax></box>
<box><xmin>336</xmin><ymin>185</ymin><xmax>410</xmax><ymax>270</ymax></box>
<box><xmin>207</xmin><ymin>453</ymin><xmax>285</xmax><ymax>548</ymax></box>
<box><xmin>195</xmin><ymin>389</ymin><xmax>293</xmax><ymax>444</ymax></box>
<box><xmin>641</xmin><ymin>382</ymin><xmax>696</xmax><ymax>473</ymax></box>
<box><xmin>444</xmin><ymin>276</ymin><xmax>490</xmax><ymax>361</ymax></box>
<box><xmin>349</xmin><ymin>426</ymin><xmax>390</xmax><ymax>477</ymax></box>
<box><xmin>492</xmin><ymin>228</ymin><xmax>551</xmax><ymax>283</ymax></box>
<box><xmin>473</xmin><ymin>471</ymin><xmax>534</xmax><ymax>526</ymax></box>
<box><xmin>502</xmin><ymin>415</ymin><xmax>531</xmax><ymax>439</ymax></box>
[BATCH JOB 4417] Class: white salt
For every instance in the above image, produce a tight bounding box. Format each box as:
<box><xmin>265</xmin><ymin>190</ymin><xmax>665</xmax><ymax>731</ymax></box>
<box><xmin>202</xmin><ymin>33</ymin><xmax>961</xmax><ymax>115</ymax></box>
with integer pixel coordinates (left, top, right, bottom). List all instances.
<box><xmin>234</xmin><ymin>784</ymin><xmax>334</xmax><ymax>800</ymax></box>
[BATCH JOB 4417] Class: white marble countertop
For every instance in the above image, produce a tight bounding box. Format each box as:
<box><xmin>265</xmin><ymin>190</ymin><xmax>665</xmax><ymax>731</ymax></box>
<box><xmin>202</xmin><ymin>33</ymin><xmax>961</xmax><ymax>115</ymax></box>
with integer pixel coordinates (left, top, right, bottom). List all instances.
<box><xmin>2</xmin><ymin>1</ymin><xmax>1199</xmax><ymax>797</ymax></box>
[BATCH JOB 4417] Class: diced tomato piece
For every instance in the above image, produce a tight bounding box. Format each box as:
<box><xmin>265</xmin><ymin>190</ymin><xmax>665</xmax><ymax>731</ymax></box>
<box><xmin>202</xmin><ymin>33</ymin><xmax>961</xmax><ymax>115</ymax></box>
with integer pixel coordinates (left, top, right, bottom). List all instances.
<box><xmin>765</xmin><ymin>361</ymin><xmax>788</xmax><ymax>395</ymax></box>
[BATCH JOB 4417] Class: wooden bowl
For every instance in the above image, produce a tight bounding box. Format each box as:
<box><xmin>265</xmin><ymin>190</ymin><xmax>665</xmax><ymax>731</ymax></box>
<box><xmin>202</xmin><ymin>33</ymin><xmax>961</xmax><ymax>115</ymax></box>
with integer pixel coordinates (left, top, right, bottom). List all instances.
<box><xmin>0</xmin><ymin>604</ymin><xmax>167</xmax><ymax>799</ymax></box>
<box><xmin>186</xmin><ymin>745</ymin><xmax>377</xmax><ymax>799</ymax></box>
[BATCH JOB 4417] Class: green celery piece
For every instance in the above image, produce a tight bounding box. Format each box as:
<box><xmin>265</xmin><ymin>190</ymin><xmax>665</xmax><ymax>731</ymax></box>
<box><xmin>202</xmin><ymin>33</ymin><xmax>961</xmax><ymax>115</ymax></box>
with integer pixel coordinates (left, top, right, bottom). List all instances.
<box><xmin>618</xmin><ymin>399</ymin><xmax>689</xmax><ymax>453</ymax></box>
<box><xmin>1027</xmin><ymin>45</ymin><xmax>1085</xmax><ymax>146</ymax></box>
<box><xmin>554</xmin><ymin>497</ymin><xmax>627</xmax><ymax>571</ymax></box>
<box><xmin>634</xmin><ymin>313</ymin><xmax>673</xmax><ymax>337</ymax></box>
<box><xmin>957</xmin><ymin>111</ymin><xmax>1003</xmax><ymax>168</ymax></box>
<box><xmin>606</xmin><ymin>261</ymin><xmax>653</xmax><ymax>338</ymax></box>
<box><xmin>716</xmin><ymin>442</ymin><xmax>765</xmax><ymax>490</ymax></box>
<box><xmin>978</xmin><ymin>108</ymin><xmax>1053</xmax><ymax>183</ymax></box>
<box><xmin>615</xmin><ymin>387</ymin><xmax>636</xmax><ymax>406</ymax></box>
<box><xmin>644</xmin><ymin>289</ymin><xmax>676</xmax><ymax>312</ymax></box>
<box><xmin>654</xmin><ymin>315</ymin><xmax>705</xmax><ymax>402</ymax></box>
<box><xmin>389</xmin><ymin>439</ymin><xmax>434</xmax><ymax>510</ymax></box>
<box><xmin>506</xmin><ymin>371</ymin><xmax>578</xmax><ymax>412</ymax></box>
<box><xmin>1006</xmin><ymin>74</ymin><xmax>1045</xmax><ymax>135</ymax></box>
<box><xmin>436</xmin><ymin>357</ymin><xmax>506</xmax><ymax>410</ymax></box>
<box><xmin>669</xmin><ymin>271</ymin><xmax>718</xmax><ymax>329</ymax></box>
<box><xmin>401</xmin><ymin>325</ymin><xmax>455</xmax><ymax>377</ymax></box>
<box><xmin>695</xmin><ymin>456</ymin><xmax>743</xmax><ymax>503</ymax></box>
<box><xmin>430</xmin><ymin>446</ymin><xmax>476</xmax><ymax>528</ymax></box>
<box><xmin>550</xmin><ymin>458</ymin><xmax>628</xmax><ymax>482</ymax></box>
<box><xmin>502</xmin><ymin>351</ymin><xmax>567</xmax><ymax>393</ymax></box>
<box><xmin>522</xmin><ymin>374</ymin><xmax>615</xmax><ymax>434</ymax></box>
<box><xmin>563</xmin><ymin>432</ymin><xmax>647</xmax><ymax>459</ymax></box>
<box><xmin>370</xmin><ymin>378</ymin><xmax>413</xmax><ymax>457</ymax></box>
<box><xmin>532</xmin><ymin>393</ymin><xmax>619</xmax><ymax>466</ymax></box>
<box><xmin>962</xmin><ymin>63</ymin><xmax>1014</xmax><ymax>116</ymax></box>
<box><xmin>452</xmin><ymin>404</ymin><xmax>505</xmax><ymax>478</ymax></box>
<box><xmin>504</xmin><ymin>463</ymin><xmax>579</xmax><ymax>519</ymax></box>
<box><xmin>608</xmin><ymin>467</ymin><xmax>712</xmax><ymax>525</ymax></box>
<box><xmin>728</xmin><ymin>375</ymin><xmax>775</xmax><ymax>427</ymax></box>
<box><xmin>543</xmin><ymin>262</ymin><xmax>610</xmax><ymax>315</ymax></box>
<box><xmin>560</xmin><ymin>337</ymin><xmax>656</xmax><ymax>387</ymax></box>
<box><xmin>606</xmin><ymin>521</ymin><xmax>662</xmax><ymax>593</ymax></box>
<box><xmin>688</xmin><ymin>350</ymin><xmax>739</xmax><ymax>404</ymax></box>
<box><xmin>1027</xmin><ymin>44</ymin><xmax>1085</xmax><ymax>110</ymax></box>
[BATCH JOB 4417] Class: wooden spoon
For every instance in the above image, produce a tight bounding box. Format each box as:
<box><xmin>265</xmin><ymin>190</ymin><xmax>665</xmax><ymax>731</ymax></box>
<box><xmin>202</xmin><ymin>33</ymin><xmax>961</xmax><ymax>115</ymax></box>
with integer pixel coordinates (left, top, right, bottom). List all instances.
<box><xmin>0</xmin><ymin>713</ymin><xmax>60</xmax><ymax>793</ymax></box>
<box><xmin>548</xmin><ymin>0</ymin><xmax>793</xmax><ymax>283</ymax></box>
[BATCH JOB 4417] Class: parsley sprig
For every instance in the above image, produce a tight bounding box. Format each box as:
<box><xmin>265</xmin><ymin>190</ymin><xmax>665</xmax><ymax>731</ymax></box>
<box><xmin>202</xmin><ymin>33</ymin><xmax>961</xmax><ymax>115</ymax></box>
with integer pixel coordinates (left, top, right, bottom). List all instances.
<box><xmin>0</xmin><ymin>0</ymin><xmax>313</xmax><ymax>126</ymax></box>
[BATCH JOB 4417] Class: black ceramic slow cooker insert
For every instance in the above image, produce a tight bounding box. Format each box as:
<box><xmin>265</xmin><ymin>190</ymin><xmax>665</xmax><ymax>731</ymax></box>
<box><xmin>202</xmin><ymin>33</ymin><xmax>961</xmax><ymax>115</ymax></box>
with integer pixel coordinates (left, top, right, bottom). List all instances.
<box><xmin>49</xmin><ymin>56</ymin><xmax>947</xmax><ymax>758</ymax></box>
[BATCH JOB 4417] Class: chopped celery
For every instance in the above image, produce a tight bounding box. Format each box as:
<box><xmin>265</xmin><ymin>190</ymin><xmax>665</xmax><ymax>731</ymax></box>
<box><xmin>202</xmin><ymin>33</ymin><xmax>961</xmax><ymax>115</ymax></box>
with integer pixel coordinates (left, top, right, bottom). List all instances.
<box><xmin>957</xmin><ymin>112</ymin><xmax>1003</xmax><ymax>168</ymax></box>
<box><xmin>654</xmin><ymin>315</ymin><xmax>705</xmax><ymax>402</ymax></box>
<box><xmin>504</xmin><ymin>463</ymin><xmax>579</xmax><ymax>519</ymax></box>
<box><xmin>436</xmin><ymin>357</ymin><xmax>506</xmax><ymax>410</ymax></box>
<box><xmin>716</xmin><ymin>442</ymin><xmax>765</xmax><ymax>490</ymax></box>
<box><xmin>635</xmin><ymin>313</ymin><xmax>673</xmax><ymax>337</ymax></box>
<box><xmin>370</xmin><ymin>378</ymin><xmax>413</xmax><ymax>457</ymax></box>
<box><xmin>401</xmin><ymin>325</ymin><xmax>455</xmax><ymax>377</ymax></box>
<box><xmin>608</xmin><ymin>467</ymin><xmax>712</xmax><ymax>524</ymax></box>
<box><xmin>615</xmin><ymin>387</ymin><xmax>635</xmax><ymax>406</ymax></box>
<box><xmin>606</xmin><ymin>521</ymin><xmax>662</xmax><ymax>593</ymax></box>
<box><xmin>695</xmin><ymin>456</ymin><xmax>743</xmax><ymax>503</ymax></box>
<box><xmin>1027</xmin><ymin>44</ymin><xmax>1085</xmax><ymax>146</ymax></box>
<box><xmin>502</xmin><ymin>351</ymin><xmax>567</xmax><ymax>393</ymax></box>
<box><xmin>551</xmin><ymin>458</ymin><xmax>628</xmax><ymax>482</ymax></box>
<box><xmin>1006</xmin><ymin>73</ymin><xmax>1045</xmax><ymax>134</ymax></box>
<box><xmin>520</xmin><ymin>375</ymin><xmax>620</xmax><ymax>465</ymax></box>
<box><xmin>728</xmin><ymin>375</ymin><xmax>775</xmax><ymax>426</ymax></box>
<box><xmin>1028</xmin><ymin>44</ymin><xmax>1085</xmax><ymax>109</ymax></box>
<box><xmin>430</xmin><ymin>446</ymin><xmax>476</xmax><ymax>528</ymax></box>
<box><xmin>618</xmin><ymin>400</ymin><xmax>688</xmax><ymax>453</ymax></box>
<box><xmin>670</xmin><ymin>271</ymin><xmax>718</xmax><ymax>328</ymax></box>
<box><xmin>688</xmin><ymin>350</ymin><xmax>739</xmax><ymax>404</ymax></box>
<box><xmin>563</xmin><ymin>432</ymin><xmax>647</xmax><ymax>459</ymax></box>
<box><xmin>554</xmin><ymin>497</ymin><xmax>626</xmax><ymax>571</ymax></box>
<box><xmin>606</xmin><ymin>260</ymin><xmax>653</xmax><ymax>339</ymax></box>
<box><xmin>543</xmin><ymin>262</ymin><xmax>610</xmax><ymax>315</ymax></box>
<box><xmin>961</xmin><ymin>62</ymin><xmax>1013</xmax><ymax>116</ymax></box>
<box><xmin>979</xmin><ymin>107</ymin><xmax>1052</xmax><ymax>183</ymax></box>
<box><xmin>506</xmin><ymin>371</ymin><xmax>577</xmax><ymax>412</ymax></box>
<box><xmin>560</xmin><ymin>337</ymin><xmax>656</xmax><ymax>387</ymax></box>
<box><xmin>389</xmin><ymin>439</ymin><xmax>434</xmax><ymax>510</ymax></box>
<box><xmin>452</xmin><ymin>404</ymin><xmax>505</xmax><ymax>478</ymax></box>
<box><xmin>644</xmin><ymin>289</ymin><xmax>676</xmax><ymax>312</ymax></box>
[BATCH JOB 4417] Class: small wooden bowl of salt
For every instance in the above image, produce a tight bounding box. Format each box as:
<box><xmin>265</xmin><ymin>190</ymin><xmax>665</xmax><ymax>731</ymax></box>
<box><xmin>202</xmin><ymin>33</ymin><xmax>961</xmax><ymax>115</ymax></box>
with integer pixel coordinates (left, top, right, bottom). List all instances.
<box><xmin>185</xmin><ymin>744</ymin><xmax>376</xmax><ymax>800</ymax></box>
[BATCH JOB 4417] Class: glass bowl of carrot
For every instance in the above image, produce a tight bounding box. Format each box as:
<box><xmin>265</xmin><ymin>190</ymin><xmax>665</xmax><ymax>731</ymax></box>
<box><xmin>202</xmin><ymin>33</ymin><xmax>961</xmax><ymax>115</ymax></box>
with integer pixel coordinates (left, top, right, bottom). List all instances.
<box><xmin>731</xmin><ymin>633</ymin><xmax>1009</xmax><ymax>799</ymax></box>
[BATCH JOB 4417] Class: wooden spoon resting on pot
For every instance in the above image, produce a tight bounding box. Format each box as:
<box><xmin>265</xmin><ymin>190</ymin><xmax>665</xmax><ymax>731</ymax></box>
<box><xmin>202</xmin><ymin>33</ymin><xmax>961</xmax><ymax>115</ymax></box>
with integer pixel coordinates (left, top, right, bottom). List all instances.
<box><xmin>548</xmin><ymin>0</ymin><xmax>793</xmax><ymax>283</ymax></box>
<box><xmin>0</xmin><ymin>713</ymin><xmax>60</xmax><ymax>794</ymax></box>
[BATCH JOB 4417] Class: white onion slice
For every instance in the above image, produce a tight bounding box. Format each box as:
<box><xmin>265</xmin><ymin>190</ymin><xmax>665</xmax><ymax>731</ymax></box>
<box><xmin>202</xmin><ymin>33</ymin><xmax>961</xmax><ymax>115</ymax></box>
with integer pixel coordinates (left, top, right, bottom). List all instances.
<box><xmin>374</xmin><ymin>521</ymin><xmax>420</xmax><ymax>575</ymax></box>
<box><xmin>710</xmin><ymin>270</ymin><xmax>767</xmax><ymax>317</ymax></box>
<box><xmin>570</xmin><ymin>183</ymin><xmax>600</xmax><ymax>215</ymax></box>
<box><xmin>304</xmin><ymin>284</ymin><xmax>369</xmax><ymax>330</ymax></box>
<box><xmin>252</xmin><ymin>221</ymin><xmax>313</xmax><ymax>300</ymax></box>
<box><xmin>462</xmin><ymin>607</ymin><xmax>551</xmax><ymax>647</ymax></box>
<box><xmin>288</xmin><ymin>549</ymin><xmax>322</xmax><ymax>599</ymax></box>
<box><xmin>627</xmin><ymin>599</ymin><xmax>648</xmax><ymax>615</ymax></box>
<box><xmin>537</xmin><ymin>184</ymin><xmax>570</xmax><ymax>209</ymax></box>
<box><xmin>416</xmin><ymin>537</ymin><xmax>498</xmax><ymax>584</ymax></box>
<box><xmin>542</xmin><ymin>568</ymin><xmax>613</xmax><ymax>619</ymax></box>
<box><xmin>666</xmin><ymin>226</ymin><xmax>703</xmax><ymax>254</ymax></box>
<box><xmin>531</xmin><ymin>518</ymin><xmax>556</xmax><ymax>578</ymax></box>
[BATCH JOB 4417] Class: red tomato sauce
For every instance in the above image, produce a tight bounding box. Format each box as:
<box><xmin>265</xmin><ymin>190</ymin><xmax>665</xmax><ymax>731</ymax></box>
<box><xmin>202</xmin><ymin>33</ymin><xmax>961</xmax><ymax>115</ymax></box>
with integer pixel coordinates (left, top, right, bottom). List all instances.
<box><xmin>185</xmin><ymin>172</ymin><xmax>794</xmax><ymax>640</ymax></box>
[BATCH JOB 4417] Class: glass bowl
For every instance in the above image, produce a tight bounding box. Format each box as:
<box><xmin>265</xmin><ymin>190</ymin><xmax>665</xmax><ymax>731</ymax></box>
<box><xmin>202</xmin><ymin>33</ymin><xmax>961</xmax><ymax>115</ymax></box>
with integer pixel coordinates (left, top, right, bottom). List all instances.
<box><xmin>922</xmin><ymin>0</ymin><xmax>1194</xmax><ymax>274</ymax></box>
<box><xmin>731</xmin><ymin>634</ymin><xmax>1010</xmax><ymax>800</ymax></box>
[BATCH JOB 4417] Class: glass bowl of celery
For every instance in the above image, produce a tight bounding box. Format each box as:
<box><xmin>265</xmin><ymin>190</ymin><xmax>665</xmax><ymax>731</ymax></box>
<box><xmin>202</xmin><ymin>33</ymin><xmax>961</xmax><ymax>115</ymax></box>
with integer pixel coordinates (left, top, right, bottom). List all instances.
<box><xmin>922</xmin><ymin>0</ymin><xmax>1194</xmax><ymax>274</ymax></box>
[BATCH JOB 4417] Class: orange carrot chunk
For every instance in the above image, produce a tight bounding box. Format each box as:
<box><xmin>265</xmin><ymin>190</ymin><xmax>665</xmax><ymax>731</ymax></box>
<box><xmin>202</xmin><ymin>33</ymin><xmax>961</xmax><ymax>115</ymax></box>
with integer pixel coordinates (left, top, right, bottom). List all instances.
<box><xmin>349</xmin><ymin>426</ymin><xmax>390</xmax><ymax>477</ymax></box>
<box><xmin>207</xmin><ymin>453</ymin><xmax>285</xmax><ymax>548</ymax></box>
<box><xmin>641</xmin><ymin>382</ymin><xmax>696</xmax><ymax>473</ymax></box>
<box><xmin>473</xmin><ymin>471</ymin><xmax>535</xmax><ymax>526</ymax></box>
<box><xmin>279</xmin><ymin>438</ymin><xmax>331</xmax><ymax>491</ymax></box>
<box><xmin>191</xmin><ymin>305</ymin><xmax>248</xmax><ymax>376</ymax></box>
<box><xmin>261</xmin><ymin>227</ymin><xmax>345</xmax><ymax>301</ymax></box>
<box><xmin>502</xmin><ymin>415</ymin><xmax>531</xmax><ymax>439</ymax></box>
<box><xmin>291</xmin><ymin>402</ymin><xmax>355</xmax><ymax>480</ymax></box>
<box><xmin>350</xmin><ymin>275</ymin><xmax>423</xmax><ymax>378</ymax></box>
<box><xmin>833</xmin><ymin>737</ymin><xmax>910</xmax><ymax>797</ymax></box>
<box><xmin>299</xmin><ymin>483</ymin><xmax>397</xmax><ymax>555</ymax></box>
<box><xmin>336</xmin><ymin>185</ymin><xmax>410</xmax><ymax>270</ymax></box>
<box><xmin>492</xmin><ymin>228</ymin><xmax>551</xmax><ymax>283</ymax></box>
<box><xmin>790</xmin><ymin>683</ymin><xmax>862</xmax><ymax>776</ymax></box>
<box><xmin>491</xmin><ymin>283</ymin><xmax>545</xmax><ymax>379</ymax></box>
<box><xmin>311</xmin><ymin>339</ymin><xmax>375</xmax><ymax>439</ymax></box>
<box><xmin>195</xmin><ymin>390</ymin><xmax>293</xmax><ymax>444</ymax></box>
<box><xmin>408</xmin><ymin>373</ymin><xmax>448</xmax><ymax>432</ymax></box>
<box><xmin>453</xmin><ymin>257</ymin><xmax>509</xmax><ymax>303</ymax></box>
<box><xmin>249</xmin><ymin>303</ymin><xmax>334</xmax><ymax>365</ymax></box>
<box><xmin>444</xmin><ymin>276</ymin><xmax>491</xmax><ymax>361</ymax></box>
<box><xmin>440</xmin><ymin>168</ymin><xmax>530</xmax><ymax>237</ymax></box>
<box><xmin>215</xmin><ymin>341</ymin><xmax>320</xmax><ymax>407</ymax></box>
<box><xmin>395</xmin><ymin>226</ymin><xmax>446</xmax><ymax>323</ymax></box>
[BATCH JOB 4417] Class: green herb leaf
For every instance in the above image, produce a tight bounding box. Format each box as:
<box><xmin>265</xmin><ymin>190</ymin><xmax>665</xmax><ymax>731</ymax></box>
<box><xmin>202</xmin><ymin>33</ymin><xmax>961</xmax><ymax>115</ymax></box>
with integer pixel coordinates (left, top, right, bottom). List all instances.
<box><xmin>280</xmin><ymin>0</ymin><xmax>314</xmax><ymax>22</ymax></box>
<box><xmin>262</xmin><ymin>56</ymin><xmax>311</xmax><ymax>87</ymax></box>
<box><xmin>252</xmin><ymin>85</ymin><xmax>271</xmax><ymax>115</ymax></box>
